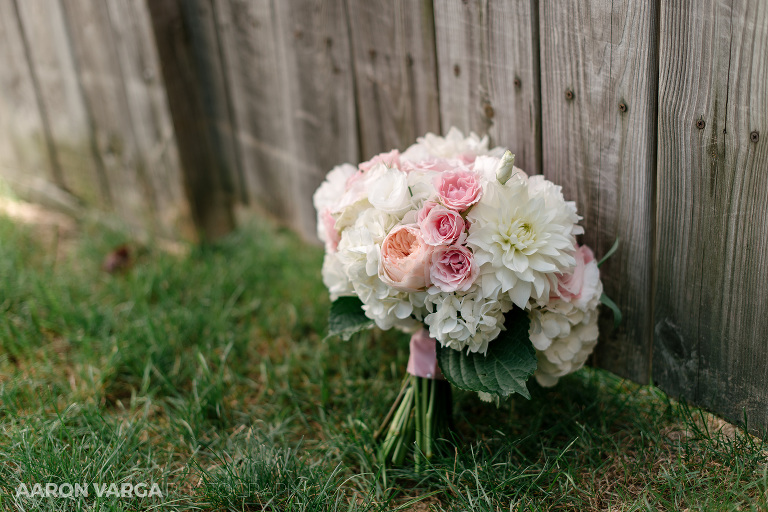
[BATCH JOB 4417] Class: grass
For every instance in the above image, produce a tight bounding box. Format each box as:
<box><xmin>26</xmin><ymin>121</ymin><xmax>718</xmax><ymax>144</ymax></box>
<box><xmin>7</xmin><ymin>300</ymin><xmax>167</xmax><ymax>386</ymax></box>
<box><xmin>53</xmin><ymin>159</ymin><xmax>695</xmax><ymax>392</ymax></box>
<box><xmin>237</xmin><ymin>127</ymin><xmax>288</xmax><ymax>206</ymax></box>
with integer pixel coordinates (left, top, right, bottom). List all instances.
<box><xmin>1</xmin><ymin>209</ymin><xmax>767</xmax><ymax>511</ymax></box>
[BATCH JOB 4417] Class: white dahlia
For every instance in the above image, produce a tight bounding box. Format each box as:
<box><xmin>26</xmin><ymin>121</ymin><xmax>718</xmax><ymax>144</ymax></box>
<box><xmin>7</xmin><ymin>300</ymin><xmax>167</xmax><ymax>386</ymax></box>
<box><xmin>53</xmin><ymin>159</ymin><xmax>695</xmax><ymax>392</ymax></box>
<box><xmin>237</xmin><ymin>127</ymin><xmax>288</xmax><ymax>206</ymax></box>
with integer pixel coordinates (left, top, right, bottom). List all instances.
<box><xmin>466</xmin><ymin>176</ymin><xmax>581</xmax><ymax>309</ymax></box>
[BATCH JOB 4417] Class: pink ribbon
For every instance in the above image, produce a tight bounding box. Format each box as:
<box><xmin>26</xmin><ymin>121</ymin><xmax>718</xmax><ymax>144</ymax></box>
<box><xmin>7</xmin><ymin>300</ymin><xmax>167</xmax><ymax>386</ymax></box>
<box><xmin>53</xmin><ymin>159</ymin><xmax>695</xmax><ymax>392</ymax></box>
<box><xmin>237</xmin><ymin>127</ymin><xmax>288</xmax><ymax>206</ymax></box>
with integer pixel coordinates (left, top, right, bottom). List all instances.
<box><xmin>406</xmin><ymin>329</ymin><xmax>445</xmax><ymax>380</ymax></box>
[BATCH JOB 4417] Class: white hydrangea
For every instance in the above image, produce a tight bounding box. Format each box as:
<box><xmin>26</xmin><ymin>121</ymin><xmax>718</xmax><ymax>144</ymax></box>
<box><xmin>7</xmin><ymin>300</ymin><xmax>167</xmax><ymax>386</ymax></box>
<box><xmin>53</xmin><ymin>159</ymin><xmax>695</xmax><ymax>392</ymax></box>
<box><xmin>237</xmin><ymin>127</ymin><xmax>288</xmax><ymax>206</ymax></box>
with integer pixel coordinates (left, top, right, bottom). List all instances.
<box><xmin>423</xmin><ymin>289</ymin><xmax>511</xmax><ymax>354</ymax></box>
<box><xmin>321</xmin><ymin>252</ymin><xmax>353</xmax><ymax>301</ymax></box>
<box><xmin>528</xmin><ymin>250</ymin><xmax>603</xmax><ymax>386</ymax></box>
<box><xmin>466</xmin><ymin>176</ymin><xmax>580</xmax><ymax>309</ymax></box>
<box><xmin>534</xmin><ymin>316</ymin><xmax>599</xmax><ymax>387</ymax></box>
<box><xmin>401</xmin><ymin>127</ymin><xmax>505</xmax><ymax>162</ymax></box>
<box><xmin>313</xmin><ymin>163</ymin><xmax>356</xmax><ymax>214</ymax></box>
<box><xmin>313</xmin><ymin>163</ymin><xmax>356</xmax><ymax>243</ymax></box>
<box><xmin>362</xmin><ymin>289</ymin><xmax>426</xmax><ymax>333</ymax></box>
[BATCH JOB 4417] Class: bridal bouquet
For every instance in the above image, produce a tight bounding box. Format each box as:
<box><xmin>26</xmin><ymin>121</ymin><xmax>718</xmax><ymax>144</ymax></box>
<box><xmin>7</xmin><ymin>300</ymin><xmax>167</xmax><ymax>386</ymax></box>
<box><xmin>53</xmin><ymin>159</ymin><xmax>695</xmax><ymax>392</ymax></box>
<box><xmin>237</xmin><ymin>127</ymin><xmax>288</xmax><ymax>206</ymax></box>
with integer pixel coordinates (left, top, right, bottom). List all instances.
<box><xmin>314</xmin><ymin>128</ymin><xmax>617</xmax><ymax>469</ymax></box>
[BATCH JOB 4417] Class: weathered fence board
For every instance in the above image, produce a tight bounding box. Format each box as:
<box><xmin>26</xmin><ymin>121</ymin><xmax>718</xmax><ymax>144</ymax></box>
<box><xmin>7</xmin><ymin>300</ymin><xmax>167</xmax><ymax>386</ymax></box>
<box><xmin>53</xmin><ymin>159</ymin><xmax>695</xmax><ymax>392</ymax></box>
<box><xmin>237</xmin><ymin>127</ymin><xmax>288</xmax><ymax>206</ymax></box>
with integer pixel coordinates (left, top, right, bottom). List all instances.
<box><xmin>538</xmin><ymin>0</ymin><xmax>658</xmax><ymax>384</ymax></box>
<box><xmin>103</xmin><ymin>0</ymin><xmax>192</xmax><ymax>238</ymax></box>
<box><xmin>345</xmin><ymin>0</ymin><xmax>441</xmax><ymax>159</ymax></box>
<box><xmin>654</xmin><ymin>1</ymin><xmax>768</xmax><ymax>430</ymax></box>
<box><xmin>0</xmin><ymin>1</ymin><xmax>51</xmax><ymax>188</ymax></box>
<box><xmin>212</xmin><ymin>0</ymin><xmax>359</xmax><ymax>239</ymax></box>
<box><xmin>433</xmin><ymin>0</ymin><xmax>541</xmax><ymax>173</ymax></box>
<box><xmin>211</xmin><ymin>0</ymin><xmax>303</xmax><ymax>223</ymax></box>
<box><xmin>61</xmin><ymin>0</ymin><xmax>164</xmax><ymax>231</ymax></box>
<box><xmin>0</xmin><ymin>0</ymin><xmax>192</xmax><ymax>237</ymax></box>
<box><xmin>13</xmin><ymin>0</ymin><xmax>107</xmax><ymax>207</ymax></box>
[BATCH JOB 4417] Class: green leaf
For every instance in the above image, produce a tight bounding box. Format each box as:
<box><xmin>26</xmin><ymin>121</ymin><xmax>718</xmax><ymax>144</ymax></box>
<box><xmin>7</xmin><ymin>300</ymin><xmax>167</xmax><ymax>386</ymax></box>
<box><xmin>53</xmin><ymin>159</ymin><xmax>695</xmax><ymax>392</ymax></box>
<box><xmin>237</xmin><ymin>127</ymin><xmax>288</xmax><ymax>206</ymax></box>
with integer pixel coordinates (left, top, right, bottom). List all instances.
<box><xmin>326</xmin><ymin>296</ymin><xmax>374</xmax><ymax>341</ymax></box>
<box><xmin>598</xmin><ymin>237</ymin><xmax>620</xmax><ymax>268</ymax></box>
<box><xmin>436</xmin><ymin>307</ymin><xmax>537</xmax><ymax>400</ymax></box>
<box><xmin>600</xmin><ymin>292</ymin><xmax>622</xmax><ymax>328</ymax></box>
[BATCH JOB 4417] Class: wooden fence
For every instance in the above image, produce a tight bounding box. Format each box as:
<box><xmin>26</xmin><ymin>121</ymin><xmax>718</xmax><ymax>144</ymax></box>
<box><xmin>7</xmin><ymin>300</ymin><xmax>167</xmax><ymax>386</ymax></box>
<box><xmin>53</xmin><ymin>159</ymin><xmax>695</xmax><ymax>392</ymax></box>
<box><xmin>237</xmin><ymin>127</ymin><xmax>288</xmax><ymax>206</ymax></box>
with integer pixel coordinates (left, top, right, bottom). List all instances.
<box><xmin>1</xmin><ymin>0</ymin><xmax>766</xmax><ymax>433</ymax></box>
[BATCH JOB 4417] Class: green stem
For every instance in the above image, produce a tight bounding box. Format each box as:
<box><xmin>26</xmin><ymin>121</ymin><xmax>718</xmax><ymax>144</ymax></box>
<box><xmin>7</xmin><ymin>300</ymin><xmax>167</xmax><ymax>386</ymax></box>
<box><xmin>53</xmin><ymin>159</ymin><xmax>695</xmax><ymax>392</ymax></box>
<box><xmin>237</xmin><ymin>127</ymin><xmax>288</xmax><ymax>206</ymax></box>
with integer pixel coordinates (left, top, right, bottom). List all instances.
<box><xmin>392</xmin><ymin>407</ymin><xmax>414</xmax><ymax>465</ymax></box>
<box><xmin>378</xmin><ymin>386</ymin><xmax>414</xmax><ymax>465</ymax></box>
<box><xmin>425</xmin><ymin>377</ymin><xmax>436</xmax><ymax>461</ymax></box>
<box><xmin>413</xmin><ymin>375</ymin><xmax>423</xmax><ymax>473</ymax></box>
<box><xmin>376</xmin><ymin>373</ymin><xmax>455</xmax><ymax>471</ymax></box>
<box><xmin>374</xmin><ymin>374</ymin><xmax>410</xmax><ymax>441</ymax></box>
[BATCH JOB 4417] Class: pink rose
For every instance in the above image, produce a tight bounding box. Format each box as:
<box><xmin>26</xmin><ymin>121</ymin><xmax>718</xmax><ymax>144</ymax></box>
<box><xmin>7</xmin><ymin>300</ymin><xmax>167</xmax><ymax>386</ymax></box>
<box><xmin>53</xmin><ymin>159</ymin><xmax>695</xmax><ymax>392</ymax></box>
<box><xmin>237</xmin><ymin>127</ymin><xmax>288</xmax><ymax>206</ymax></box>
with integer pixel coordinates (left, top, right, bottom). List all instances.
<box><xmin>434</xmin><ymin>170</ymin><xmax>482</xmax><ymax>211</ymax></box>
<box><xmin>417</xmin><ymin>201</ymin><xmax>439</xmax><ymax>223</ymax></box>
<box><xmin>379</xmin><ymin>225</ymin><xmax>434</xmax><ymax>292</ymax></box>
<box><xmin>554</xmin><ymin>245</ymin><xmax>595</xmax><ymax>300</ymax></box>
<box><xmin>430</xmin><ymin>245</ymin><xmax>477</xmax><ymax>292</ymax></box>
<box><xmin>359</xmin><ymin>149</ymin><xmax>401</xmax><ymax>172</ymax></box>
<box><xmin>419</xmin><ymin>204</ymin><xmax>466</xmax><ymax>246</ymax></box>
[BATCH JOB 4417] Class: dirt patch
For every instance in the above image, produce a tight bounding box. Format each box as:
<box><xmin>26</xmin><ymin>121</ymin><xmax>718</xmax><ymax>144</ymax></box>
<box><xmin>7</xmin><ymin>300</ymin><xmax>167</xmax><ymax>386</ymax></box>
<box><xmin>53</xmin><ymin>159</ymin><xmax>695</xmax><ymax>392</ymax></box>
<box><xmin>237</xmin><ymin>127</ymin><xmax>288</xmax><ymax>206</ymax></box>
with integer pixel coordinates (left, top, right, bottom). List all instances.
<box><xmin>0</xmin><ymin>196</ymin><xmax>78</xmax><ymax>262</ymax></box>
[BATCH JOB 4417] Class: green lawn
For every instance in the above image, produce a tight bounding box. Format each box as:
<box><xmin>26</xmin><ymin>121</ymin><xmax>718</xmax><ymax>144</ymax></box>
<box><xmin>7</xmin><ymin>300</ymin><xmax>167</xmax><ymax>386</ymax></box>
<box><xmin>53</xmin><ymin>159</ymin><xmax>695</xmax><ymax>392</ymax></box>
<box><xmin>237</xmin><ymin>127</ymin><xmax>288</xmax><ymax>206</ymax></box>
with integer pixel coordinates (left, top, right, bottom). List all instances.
<box><xmin>1</xmin><ymin>210</ymin><xmax>767</xmax><ymax>511</ymax></box>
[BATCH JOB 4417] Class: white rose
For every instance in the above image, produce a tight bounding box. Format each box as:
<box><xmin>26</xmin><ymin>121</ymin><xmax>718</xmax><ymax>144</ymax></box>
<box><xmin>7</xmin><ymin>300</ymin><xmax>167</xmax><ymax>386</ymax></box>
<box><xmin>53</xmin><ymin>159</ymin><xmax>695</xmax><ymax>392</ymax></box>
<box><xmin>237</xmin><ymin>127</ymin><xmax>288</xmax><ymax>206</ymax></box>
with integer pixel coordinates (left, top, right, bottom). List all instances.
<box><xmin>404</xmin><ymin>169</ymin><xmax>438</xmax><ymax>208</ymax></box>
<box><xmin>366</xmin><ymin>163</ymin><xmax>412</xmax><ymax>215</ymax></box>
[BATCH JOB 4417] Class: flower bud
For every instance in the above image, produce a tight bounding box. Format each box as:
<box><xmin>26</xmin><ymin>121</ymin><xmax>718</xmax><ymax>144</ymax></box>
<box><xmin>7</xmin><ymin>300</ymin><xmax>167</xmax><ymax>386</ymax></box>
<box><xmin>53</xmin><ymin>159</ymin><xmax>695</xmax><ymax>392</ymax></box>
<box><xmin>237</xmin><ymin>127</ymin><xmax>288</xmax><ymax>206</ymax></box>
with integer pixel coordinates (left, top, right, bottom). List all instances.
<box><xmin>495</xmin><ymin>150</ymin><xmax>516</xmax><ymax>184</ymax></box>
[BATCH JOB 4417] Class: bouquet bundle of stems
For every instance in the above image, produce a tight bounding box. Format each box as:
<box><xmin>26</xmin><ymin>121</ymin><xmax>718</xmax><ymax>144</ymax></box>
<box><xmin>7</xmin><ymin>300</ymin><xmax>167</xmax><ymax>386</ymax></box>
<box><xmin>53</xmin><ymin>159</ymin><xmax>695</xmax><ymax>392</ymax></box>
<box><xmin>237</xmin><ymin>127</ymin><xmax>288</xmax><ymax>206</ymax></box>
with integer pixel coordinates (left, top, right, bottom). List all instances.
<box><xmin>375</xmin><ymin>374</ymin><xmax>453</xmax><ymax>471</ymax></box>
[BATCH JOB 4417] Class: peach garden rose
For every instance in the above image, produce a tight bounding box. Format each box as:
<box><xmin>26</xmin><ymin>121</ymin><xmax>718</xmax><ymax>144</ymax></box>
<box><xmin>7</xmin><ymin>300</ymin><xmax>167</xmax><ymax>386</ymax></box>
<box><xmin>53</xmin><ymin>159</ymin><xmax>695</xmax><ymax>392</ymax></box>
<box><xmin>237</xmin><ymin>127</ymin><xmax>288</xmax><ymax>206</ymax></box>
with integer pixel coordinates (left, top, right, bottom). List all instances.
<box><xmin>378</xmin><ymin>225</ymin><xmax>433</xmax><ymax>292</ymax></box>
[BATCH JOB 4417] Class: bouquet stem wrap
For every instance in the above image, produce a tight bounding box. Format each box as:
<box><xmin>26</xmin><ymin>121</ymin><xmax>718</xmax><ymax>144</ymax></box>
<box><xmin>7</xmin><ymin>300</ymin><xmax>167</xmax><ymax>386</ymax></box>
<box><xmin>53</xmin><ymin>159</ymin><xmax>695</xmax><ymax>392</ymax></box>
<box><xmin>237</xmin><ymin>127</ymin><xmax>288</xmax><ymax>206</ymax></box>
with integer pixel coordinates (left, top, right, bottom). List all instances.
<box><xmin>376</xmin><ymin>330</ymin><xmax>452</xmax><ymax>471</ymax></box>
<box><xmin>406</xmin><ymin>329</ymin><xmax>444</xmax><ymax>380</ymax></box>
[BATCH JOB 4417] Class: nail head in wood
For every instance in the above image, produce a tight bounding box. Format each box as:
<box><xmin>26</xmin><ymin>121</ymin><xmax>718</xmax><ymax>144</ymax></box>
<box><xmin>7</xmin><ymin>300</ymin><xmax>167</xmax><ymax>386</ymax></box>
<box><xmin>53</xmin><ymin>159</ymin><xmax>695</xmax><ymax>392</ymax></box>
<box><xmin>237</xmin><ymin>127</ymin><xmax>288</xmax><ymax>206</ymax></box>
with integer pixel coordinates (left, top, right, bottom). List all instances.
<box><xmin>751</xmin><ymin>131</ymin><xmax>760</xmax><ymax>143</ymax></box>
<box><xmin>696</xmin><ymin>119</ymin><xmax>706</xmax><ymax>130</ymax></box>
<box><xmin>513</xmin><ymin>78</ymin><xmax>521</xmax><ymax>88</ymax></box>
<box><xmin>565</xmin><ymin>89</ymin><xmax>574</xmax><ymax>101</ymax></box>
<box><xmin>619</xmin><ymin>102</ymin><xmax>627</xmax><ymax>113</ymax></box>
